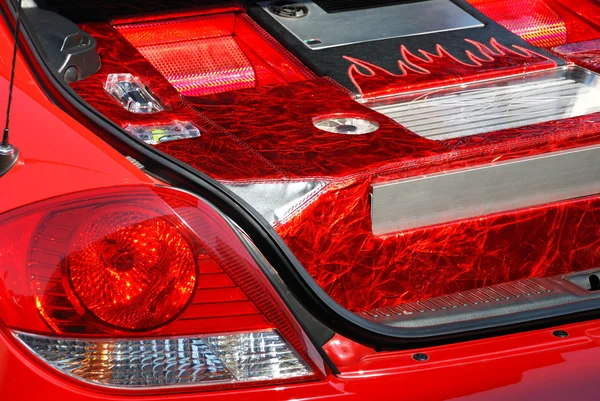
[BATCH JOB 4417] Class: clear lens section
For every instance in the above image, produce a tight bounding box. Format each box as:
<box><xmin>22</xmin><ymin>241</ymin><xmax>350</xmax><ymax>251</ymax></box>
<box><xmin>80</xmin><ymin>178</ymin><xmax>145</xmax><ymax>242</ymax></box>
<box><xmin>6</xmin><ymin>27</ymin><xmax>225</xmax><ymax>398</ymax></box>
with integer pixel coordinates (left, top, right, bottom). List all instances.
<box><xmin>204</xmin><ymin>331</ymin><xmax>309</xmax><ymax>381</ymax></box>
<box><xmin>313</xmin><ymin>116</ymin><xmax>379</xmax><ymax>135</ymax></box>
<box><xmin>15</xmin><ymin>330</ymin><xmax>312</xmax><ymax>388</ymax></box>
<box><xmin>104</xmin><ymin>73</ymin><xmax>164</xmax><ymax>114</ymax></box>
<box><xmin>125</xmin><ymin>122</ymin><xmax>201</xmax><ymax>145</ymax></box>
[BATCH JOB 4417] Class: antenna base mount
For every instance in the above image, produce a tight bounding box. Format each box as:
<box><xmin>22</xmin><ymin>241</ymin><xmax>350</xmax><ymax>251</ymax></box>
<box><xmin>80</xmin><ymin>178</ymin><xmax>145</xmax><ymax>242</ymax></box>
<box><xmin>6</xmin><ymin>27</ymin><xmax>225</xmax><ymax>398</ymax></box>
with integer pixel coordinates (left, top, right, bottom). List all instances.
<box><xmin>0</xmin><ymin>144</ymin><xmax>19</xmax><ymax>177</ymax></box>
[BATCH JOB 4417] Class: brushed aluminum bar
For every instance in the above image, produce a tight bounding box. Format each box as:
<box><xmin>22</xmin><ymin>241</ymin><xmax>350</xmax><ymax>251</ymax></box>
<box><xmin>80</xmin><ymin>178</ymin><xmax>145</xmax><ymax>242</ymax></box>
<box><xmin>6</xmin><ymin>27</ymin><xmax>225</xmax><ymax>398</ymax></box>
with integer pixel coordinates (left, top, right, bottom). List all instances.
<box><xmin>371</xmin><ymin>144</ymin><xmax>600</xmax><ymax>235</ymax></box>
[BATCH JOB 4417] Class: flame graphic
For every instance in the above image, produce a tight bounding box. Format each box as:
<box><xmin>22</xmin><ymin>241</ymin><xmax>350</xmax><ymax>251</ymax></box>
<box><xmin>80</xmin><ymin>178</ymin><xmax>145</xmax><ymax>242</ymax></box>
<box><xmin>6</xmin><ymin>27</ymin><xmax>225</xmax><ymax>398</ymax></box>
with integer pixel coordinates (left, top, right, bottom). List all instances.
<box><xmin>345</xmin><ymin>38</ymin><xmax>558</xmax><ymax>98</ymax></box>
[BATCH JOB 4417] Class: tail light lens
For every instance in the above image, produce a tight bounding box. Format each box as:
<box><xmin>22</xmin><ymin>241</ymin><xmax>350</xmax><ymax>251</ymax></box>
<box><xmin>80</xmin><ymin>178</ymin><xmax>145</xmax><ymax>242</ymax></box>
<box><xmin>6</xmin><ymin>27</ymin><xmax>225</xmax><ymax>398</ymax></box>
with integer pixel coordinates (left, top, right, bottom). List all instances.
<box><xmin>0</xmin><ymin>186</ymin><xmax>324</xmax><ymax>390</ymax></box>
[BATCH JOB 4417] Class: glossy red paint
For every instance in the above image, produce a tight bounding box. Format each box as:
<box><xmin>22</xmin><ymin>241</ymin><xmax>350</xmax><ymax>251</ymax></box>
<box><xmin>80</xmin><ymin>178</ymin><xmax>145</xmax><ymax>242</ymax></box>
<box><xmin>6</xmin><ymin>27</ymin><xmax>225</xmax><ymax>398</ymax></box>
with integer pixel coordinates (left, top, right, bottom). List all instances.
<box><xmin>279</xmin><ymin>185</ymin><xmax>600</xmax><ymax>311</ymax></box>
<box><xmin>345</xmin><ymin>37</ymin><xmax>558</xmax><ymax>99</ymax></box>
<box><xmin>3</xmin><ymin>319</ymin><xmax>600</xmax><ymax>399</ymax></box>
<box><xmin>183</xmin><ymin>79</ymin><xmax>445</xmax><ymax>179</ymax></box>
<box><xmin>467</xmin><ymin>0</ymin><xmax>600</xmax><ymax>47</ymax></box>
<box><xmin>187</xmin><ymin>79</ymin><xmax>600</xmax><ymax>311</ymax></box>
<box><xmin>0</xmin><ymin>17</ymin><xmax>151</xmax><ymax>215</ymax></box>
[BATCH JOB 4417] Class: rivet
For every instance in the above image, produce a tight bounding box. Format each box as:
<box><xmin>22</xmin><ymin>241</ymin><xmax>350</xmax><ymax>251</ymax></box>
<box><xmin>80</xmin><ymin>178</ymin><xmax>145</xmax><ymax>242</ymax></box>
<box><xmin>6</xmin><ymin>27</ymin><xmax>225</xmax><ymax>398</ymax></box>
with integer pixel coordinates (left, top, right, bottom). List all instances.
<box><xmin>553</xmin><ymin>330</ymin><xmax>569</xmax><ymax>338</ymax></box>
<box><xmin>413</xmin><ymin>353</ymin><xmax>429</xmax><ymax>361</ymax></box>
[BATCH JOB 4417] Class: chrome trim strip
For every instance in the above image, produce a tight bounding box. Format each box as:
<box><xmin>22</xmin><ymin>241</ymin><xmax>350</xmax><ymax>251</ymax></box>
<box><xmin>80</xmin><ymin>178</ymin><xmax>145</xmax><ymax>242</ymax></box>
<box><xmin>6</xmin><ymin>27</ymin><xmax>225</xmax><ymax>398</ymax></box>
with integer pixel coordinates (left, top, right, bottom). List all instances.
<box><xmin>259</xmin><ymin>0</ymin><xmax>483</xmax><ymax>50</ymax></box>
<box><xmin>371</xmin><ymin>144</ymin><xmax>600</xmax><ymax>235</ymax></box>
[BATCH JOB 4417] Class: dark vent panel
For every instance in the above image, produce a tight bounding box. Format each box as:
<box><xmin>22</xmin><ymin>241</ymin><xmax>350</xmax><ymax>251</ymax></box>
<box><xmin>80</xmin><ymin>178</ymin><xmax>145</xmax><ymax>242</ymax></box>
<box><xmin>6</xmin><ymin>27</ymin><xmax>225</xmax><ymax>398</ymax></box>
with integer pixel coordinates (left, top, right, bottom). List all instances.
<box><xmin>313</xmin><ymin>0</ymin><xmax>419</xmax><ymax>13</ymax></box>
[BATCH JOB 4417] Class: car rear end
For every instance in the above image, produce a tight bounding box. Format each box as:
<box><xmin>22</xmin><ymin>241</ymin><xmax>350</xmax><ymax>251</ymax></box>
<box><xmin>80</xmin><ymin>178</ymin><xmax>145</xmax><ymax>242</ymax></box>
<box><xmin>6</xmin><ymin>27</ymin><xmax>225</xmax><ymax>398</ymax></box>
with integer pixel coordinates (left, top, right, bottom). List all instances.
<box><xmin>2</xmin><ymin>0</ymin><xmax>600</xmax><ymax>399</ymax></box>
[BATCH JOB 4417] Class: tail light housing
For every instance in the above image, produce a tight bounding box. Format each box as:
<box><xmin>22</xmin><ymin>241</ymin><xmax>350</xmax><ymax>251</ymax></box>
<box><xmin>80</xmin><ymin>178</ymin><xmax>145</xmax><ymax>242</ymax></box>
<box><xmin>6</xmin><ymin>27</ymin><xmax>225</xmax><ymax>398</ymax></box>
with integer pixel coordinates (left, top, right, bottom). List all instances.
<box><xmin>0</xmin><ymin>185</ymin><xmax>325</xmax><ymax>390</ymax></box>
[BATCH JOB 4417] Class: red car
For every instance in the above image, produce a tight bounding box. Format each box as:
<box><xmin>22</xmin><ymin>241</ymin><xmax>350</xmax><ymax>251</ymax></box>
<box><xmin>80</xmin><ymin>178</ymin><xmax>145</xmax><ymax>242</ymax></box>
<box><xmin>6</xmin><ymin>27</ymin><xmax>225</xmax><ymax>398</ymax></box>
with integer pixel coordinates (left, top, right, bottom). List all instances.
<box><xmin>1</xmin><ymin>0</ymin><xmax>600</xmax><ymax>399</ymax></box>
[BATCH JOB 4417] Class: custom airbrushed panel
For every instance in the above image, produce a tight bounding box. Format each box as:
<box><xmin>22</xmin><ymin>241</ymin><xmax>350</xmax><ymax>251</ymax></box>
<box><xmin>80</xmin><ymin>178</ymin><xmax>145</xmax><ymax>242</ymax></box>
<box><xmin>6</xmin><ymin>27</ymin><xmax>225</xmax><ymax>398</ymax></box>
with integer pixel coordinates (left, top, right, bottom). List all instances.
<box><xmin>247</xmin><ymin>0</ymin><xmax>565</xmax><ymax>95</ymax></box>
<box><xmin>346</xmin><ymin>37</ymin><xmax>557</xmax><ymax>99</ymax></box>
<box><xmin>70</xmin><ymin>21</ymin><xmax>286</xmax><ymax>181</ymax></box>
<box><xmin>71</xmin><ymin>8</ymin><xmax>600</xmax><ymax>312</ymax></box>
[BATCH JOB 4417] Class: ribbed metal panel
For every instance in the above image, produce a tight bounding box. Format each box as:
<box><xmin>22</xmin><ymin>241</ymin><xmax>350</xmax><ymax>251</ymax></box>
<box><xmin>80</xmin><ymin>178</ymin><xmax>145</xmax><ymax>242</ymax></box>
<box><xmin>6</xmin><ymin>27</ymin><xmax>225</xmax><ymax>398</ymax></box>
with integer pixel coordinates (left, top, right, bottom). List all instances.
<box><xmin>371</xmin><ymin>66</ymin><xmax>600</xmax><ymax>140</ymax></box>
<box><xmin>362</xmin><ymin>277</ymin><xmax>553</xmax><ymax>320</ymax></box>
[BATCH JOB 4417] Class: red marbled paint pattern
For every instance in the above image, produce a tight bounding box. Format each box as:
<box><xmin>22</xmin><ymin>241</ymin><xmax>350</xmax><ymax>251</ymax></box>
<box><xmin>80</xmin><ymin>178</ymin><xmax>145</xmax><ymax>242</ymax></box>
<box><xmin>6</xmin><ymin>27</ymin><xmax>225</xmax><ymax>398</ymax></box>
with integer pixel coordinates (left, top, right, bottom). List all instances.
<box><xmin>71</xmin><ymin>19</ymin><xmax>600</xmax><ymax>313</ymax></box>
<box><xmin>184</xmin><ymin>79</ymin><xmax>446</xmax><ymax>179</ymax></box>
<box><xmin>274</xmin><ymin>114</ymin><xmax>600</xmax><ymax>312</ymax></box>
<box><xmin>278</xmin><ymin>182</ymin><xmax>600</xmax><ymax>312</ymax></box>
<box><xmin>346</xmin><ymin>38</ymin><xmax>557</xmax><ymax>99</ymax></box>
<box><xmin>552</xmin><ymin>39</ymin><xmax>600</xmax><ymax>73</ymax></box>
<box><xmin>71</xmin><ymin>22</ymin><xmax>285</xmax><ymax>181</ymax></box>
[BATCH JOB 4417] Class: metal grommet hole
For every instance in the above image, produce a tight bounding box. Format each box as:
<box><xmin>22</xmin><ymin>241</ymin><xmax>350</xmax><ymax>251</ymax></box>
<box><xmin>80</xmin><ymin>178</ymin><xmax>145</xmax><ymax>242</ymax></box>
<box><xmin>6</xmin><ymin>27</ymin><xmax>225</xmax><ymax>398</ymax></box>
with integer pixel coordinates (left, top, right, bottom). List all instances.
<box><xmin>313</xmin><ymin>116</ymin><xmax>379</xmax><ymax>135</ymax></box>
<box><xmin>552</xmin><ymin>330</ymin><xmax>569</xmax><ymax>338</ymax></box>
<box><xmin>412</xmin><ymin>353</ymin><xmax>429</xmax><ymax>361</ymax></box>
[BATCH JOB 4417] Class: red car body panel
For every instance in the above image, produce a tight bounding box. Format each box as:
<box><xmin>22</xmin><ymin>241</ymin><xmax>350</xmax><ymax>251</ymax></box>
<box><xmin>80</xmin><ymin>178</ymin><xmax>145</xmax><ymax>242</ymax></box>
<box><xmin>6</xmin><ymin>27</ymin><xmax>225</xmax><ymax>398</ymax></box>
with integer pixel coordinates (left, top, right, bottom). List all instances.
<box><xmin>0</xmin><ymin>19</ymin><xmax>152</xmax><ymax>215</ymax></box>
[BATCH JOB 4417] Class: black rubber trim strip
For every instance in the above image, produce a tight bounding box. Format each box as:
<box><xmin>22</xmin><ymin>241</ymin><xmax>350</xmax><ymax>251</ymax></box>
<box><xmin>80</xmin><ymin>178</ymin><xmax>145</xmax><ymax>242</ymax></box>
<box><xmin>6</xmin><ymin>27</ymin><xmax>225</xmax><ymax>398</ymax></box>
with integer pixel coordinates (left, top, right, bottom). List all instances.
<box><xmin>314</xmin><ymin>0</ymin><xmax>427</xmax><ymax>13</ymax></box>
<box><xmin>5</xmin><ymin>0</ymin><xmax>600</xmax><ymax>351</ymax></box>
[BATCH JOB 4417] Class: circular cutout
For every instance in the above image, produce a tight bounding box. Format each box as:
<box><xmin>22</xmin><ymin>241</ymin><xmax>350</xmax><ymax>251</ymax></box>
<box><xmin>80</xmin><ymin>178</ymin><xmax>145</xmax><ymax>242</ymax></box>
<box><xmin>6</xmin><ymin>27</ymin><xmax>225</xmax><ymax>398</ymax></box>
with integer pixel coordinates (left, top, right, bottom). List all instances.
<box><xmin>313</xmin><ymin>116</ymin><xmax>379</xmax><ymax>135</ymax></box>
<box><xmin>412</xmin><ymin>353</ymin><xmax>429</xmax><ymax>361</ymax></box>
<box><xmin>269</xmin><ymin>1</ymin><xmax>309</xmax><ymax>18</ymax></box>
<box><xmin>552</xmin><ymin>330</ymin><xmax>569</xmax><ymax>338</ymax></box>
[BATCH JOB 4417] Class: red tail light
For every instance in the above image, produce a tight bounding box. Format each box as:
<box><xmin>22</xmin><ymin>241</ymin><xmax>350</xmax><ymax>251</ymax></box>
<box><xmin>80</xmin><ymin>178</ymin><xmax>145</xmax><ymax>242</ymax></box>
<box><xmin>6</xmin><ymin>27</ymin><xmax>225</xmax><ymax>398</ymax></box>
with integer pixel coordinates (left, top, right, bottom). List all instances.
<box><xmin>0</xmin><ymin>186</ymin><xmax>325</xmax><ymax>389</ymax></box>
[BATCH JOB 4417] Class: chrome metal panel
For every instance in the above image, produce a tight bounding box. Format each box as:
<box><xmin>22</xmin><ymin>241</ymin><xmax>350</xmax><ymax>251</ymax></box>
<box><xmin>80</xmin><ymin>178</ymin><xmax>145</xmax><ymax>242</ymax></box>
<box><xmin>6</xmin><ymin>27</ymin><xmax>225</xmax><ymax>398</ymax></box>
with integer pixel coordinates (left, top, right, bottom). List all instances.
<box><xmin>371</xmin><ymin>144</ymin><xmax>600</xmax><ymax>235</ymax></box>
<box><xmin>371</xmin><ymin>66</ymin><xmax>600</xmax><ymax>140</ymax></box>
<box><xmin>226</xmin><ymin>181</ymin><xmax>327</xmax><ymax>225</ymax></box>
<box><xmin>258</xmin><ymin>0</ymin><xmax>483</xmax><ymax>50</ymax></box>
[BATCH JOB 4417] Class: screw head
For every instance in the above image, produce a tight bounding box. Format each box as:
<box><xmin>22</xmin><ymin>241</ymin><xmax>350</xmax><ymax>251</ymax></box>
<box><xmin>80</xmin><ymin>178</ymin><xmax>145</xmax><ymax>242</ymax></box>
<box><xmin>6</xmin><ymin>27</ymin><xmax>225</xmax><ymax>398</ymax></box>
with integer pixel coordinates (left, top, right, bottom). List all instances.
<box><xmin>412</xmin><ymin>353</ymin><xmax>429</xmax><ymax>361</ymax></box>
<box><xmin>553</xmin><ymin>330</ymin><xmax>569</xmax><ymax>338</ymax></box>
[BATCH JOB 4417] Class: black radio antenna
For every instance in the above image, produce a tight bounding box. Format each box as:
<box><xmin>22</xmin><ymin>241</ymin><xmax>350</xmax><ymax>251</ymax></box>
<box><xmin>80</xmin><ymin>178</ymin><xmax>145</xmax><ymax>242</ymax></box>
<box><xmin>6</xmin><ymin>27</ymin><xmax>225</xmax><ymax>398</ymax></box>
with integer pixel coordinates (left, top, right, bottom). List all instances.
<box><xmin>0</xmin><ymin>0</ymin><xmax>23</xmax><ymax>177</ymax></box>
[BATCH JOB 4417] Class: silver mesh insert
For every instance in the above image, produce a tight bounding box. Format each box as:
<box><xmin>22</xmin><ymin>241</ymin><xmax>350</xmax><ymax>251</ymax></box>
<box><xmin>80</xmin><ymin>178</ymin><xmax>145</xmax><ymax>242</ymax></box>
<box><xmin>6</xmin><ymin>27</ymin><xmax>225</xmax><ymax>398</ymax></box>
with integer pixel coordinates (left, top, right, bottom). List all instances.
<box><xmin>371</xmin><ymin>66</ymin><xmax>600</xmax><ymax>140</ymax></box>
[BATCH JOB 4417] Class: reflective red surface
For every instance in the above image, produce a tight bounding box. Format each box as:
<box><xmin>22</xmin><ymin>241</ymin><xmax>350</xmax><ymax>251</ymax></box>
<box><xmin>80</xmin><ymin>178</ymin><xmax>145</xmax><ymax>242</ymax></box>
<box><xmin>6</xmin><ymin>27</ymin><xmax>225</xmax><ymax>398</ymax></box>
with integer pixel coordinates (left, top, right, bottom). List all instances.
<box><xmin>0</xmin><ymin>19</ymin><xmax>151</xmax><ymax>215</ymax></box>
<box><xmin>280</xmin><ymin>186</ymin><xmax>600</xmax><ymax>311</ymax></box>
<box><xmin>183</xmin><ymin>79</ymin><xmax>444</xmax><ymax>178</ymax></box>
<box><xmin>467</xmin><ymin>0</ymin><xmax>567</xmax><ymax>47</ymax></box>
<box><xmin>114</xmin><ymin>12</ymin><xmax>314</xmax><ymax>96</ymax></box>
<box><xmin>115</xmin><ymin>13</ymin><xmax>257</xmax><ymax>96</ymax></box>
<box><xmin>70</xmin><ymin>22</ymin><xmax>284</xmax><ymax>181</ymax></box>
<box><xmin>467</xmin><ymin>0</ymin><xmax>600</xmax><ymax>48</ymax></box>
